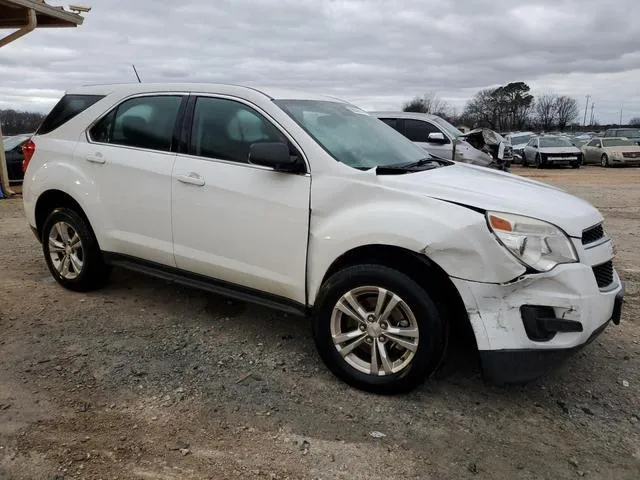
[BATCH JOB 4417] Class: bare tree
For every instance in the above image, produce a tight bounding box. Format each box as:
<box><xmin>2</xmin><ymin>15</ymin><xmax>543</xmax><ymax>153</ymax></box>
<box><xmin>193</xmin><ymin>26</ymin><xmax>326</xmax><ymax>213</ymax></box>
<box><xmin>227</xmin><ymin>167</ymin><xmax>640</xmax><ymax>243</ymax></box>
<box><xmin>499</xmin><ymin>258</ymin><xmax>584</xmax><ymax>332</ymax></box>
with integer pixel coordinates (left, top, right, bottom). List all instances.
<box><xmin>554</xmin><ymin>96</ymin><xmax>579</xmax><ymax>131</ymax></box>
<box><xmin>403</xmin><ymin>92</ymin><xmax>451</xmax><ymax>118</ymax></box>
<box><xmin>535</xmin><ymin>94</ymin><xmax>557</xmax><ymax>131</ymax></box>
<box><xmin>630</xmin><ymin>117</ymin><xmax>640</xmax><ymax>126</ymax></box>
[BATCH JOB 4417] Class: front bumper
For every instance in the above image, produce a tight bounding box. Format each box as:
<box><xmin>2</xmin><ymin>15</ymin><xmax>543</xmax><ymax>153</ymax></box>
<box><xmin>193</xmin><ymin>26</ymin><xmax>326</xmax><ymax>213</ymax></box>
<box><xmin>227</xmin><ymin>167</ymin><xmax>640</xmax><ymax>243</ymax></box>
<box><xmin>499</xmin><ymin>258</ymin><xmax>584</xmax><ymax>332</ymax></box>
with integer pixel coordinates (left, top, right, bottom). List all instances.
<box><xmin>452</xmin><ymin>261</ymin><xmax>623</xmax><ymax>384</ymax></box>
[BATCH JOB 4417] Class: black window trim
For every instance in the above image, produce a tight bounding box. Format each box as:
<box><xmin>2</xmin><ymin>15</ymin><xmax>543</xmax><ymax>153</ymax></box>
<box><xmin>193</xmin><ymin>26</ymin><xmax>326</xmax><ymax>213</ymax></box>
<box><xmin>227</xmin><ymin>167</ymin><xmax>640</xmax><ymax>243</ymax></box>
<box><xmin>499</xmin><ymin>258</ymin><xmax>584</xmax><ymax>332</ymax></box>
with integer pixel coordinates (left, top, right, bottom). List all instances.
<box><xmin>176</xmin><ymin>93</ymin><xmax>310</xmax><ymax>175</ymax></box>
<box><xmin>85</xmin><ymin>91</ymin><xmax>189</xmax><ymax>154</ymax></box>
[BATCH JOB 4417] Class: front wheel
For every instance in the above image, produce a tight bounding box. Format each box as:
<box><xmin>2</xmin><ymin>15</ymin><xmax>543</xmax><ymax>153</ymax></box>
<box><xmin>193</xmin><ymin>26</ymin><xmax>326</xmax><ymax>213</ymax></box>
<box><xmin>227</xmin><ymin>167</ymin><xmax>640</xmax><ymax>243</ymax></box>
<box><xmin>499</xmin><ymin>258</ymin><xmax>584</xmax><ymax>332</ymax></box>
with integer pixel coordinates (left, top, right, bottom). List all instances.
<box><xmin>312</xmin><ymin>264</ymin><xmax>447</xmax><ymax>394</ymax></box>
<box><xmin>601</xmin><ymin>154</ymin><xmax>609</xmax><ymax>168</ymax></box>
<box><xmin>571</xmin><ymin>161</ymin><xmax>580</xmax><ymax>169</ymax></box>
<box><xmin>536</xmin><ymin>153</ymin><xmax>545</xmax><ymax>169</ymax></box>
<box><xmin>42</xmin><ymin>208</ymin><xmax>111</xmax><ymax>292</ymax></box>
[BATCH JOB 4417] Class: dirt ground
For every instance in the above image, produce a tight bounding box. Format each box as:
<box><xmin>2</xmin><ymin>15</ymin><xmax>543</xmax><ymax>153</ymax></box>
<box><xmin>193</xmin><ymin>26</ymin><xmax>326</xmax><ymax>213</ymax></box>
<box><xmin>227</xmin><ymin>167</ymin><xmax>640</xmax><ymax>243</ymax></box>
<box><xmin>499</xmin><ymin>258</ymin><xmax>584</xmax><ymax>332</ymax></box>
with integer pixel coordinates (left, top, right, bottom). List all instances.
<box><xmin>1</xmin><ymin>166</ymin><xmax>639</xmax><ymax>480</ymax></box>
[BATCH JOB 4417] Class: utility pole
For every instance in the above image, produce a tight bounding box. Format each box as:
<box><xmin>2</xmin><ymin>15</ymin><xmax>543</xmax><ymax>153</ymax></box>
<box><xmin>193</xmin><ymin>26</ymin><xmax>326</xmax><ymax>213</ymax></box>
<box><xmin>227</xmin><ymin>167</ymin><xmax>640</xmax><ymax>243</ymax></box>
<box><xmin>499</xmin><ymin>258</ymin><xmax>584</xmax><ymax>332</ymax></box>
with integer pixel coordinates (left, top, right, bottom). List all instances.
<box><xmin>583</xmin><ymin>94</ymin><xmax>591</xmax><ymax>127</ymax></box>
<box><xmin>620</xmin><ymin>104</ymin><xmax>623</xmax><ymax>125</ymax></box>
<box><xmin>590</xmin><ymin>103</ymin><xmax>595</xmax><ymax>126</ymax></box>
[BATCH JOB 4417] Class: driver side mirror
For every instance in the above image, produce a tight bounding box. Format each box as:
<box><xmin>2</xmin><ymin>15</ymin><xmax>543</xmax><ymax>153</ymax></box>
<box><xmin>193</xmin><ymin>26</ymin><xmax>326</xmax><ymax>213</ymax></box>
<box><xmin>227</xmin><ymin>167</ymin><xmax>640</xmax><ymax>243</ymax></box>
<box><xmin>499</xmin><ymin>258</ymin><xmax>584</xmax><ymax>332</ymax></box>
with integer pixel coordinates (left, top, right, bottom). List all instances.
<box><xmin>427</xmin><ymin>132</ymin><xmax>447</xmax><ymax>144</ymax></box>
<box><xmin>248</xmin><ymin>142</ymin><xmax>304</xmax><ymax>173</ymax></box>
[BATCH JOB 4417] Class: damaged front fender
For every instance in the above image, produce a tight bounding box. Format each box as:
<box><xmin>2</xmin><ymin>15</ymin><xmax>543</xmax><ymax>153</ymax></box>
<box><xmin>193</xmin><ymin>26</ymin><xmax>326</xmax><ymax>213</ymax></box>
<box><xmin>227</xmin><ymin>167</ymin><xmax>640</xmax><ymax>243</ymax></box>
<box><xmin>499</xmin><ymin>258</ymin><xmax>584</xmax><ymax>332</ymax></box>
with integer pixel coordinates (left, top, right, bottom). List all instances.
<box><xmin>306</xmin><ymin>179</ymin><xmax>526</xmax><ymax>304</ymax></box>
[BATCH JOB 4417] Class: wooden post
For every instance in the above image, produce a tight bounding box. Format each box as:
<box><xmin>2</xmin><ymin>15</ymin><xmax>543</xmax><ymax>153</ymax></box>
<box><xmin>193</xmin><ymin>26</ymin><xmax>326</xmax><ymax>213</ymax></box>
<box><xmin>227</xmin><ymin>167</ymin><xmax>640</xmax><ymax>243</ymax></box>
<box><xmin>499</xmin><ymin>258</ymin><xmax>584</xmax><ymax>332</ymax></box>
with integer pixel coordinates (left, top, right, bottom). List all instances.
<box><xmin>0</xmin><ymin>123</ymin><xmax>17</xmax><ymax>196</ymax></box>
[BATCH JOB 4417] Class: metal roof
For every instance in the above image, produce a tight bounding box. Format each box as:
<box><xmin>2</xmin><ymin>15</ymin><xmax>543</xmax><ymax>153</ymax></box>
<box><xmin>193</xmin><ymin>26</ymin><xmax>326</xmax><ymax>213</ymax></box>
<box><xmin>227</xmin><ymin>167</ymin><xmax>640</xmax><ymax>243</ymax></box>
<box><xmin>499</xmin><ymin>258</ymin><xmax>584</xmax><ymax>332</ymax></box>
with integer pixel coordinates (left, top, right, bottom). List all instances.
<box><xmin>0</xmin><ymin>0</ymin><xmax>83</xmax><ymax>28</ymax></box>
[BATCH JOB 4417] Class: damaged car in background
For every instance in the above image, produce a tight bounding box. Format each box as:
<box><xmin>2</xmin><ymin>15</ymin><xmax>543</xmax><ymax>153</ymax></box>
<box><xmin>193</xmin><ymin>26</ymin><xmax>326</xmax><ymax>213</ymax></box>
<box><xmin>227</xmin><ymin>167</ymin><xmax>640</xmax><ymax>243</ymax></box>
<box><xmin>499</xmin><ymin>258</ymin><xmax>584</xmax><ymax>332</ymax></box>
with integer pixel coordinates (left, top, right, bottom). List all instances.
<box><xmin>522</xmin><ymin>135</ymin><xmax>583</xmax><ymax>168</ymax></box>
<box><xmin>372</xmin><ymin>111</ymin><xmax>511</xmax><ymax>170</ymax></box>
<box><xmin>22</xmin><ymin>83</ymin><xmax>623</xmax><ymax>394</ymax></box>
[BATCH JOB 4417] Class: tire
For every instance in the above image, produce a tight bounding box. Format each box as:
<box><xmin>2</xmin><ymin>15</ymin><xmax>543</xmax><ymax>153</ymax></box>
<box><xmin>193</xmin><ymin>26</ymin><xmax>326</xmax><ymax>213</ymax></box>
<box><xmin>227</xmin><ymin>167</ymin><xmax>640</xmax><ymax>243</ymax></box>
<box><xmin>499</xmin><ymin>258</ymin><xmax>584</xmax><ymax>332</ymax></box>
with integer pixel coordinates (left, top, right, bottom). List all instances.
<box><xmin>312</xmin><ymin>264</ymin><xmax>447</xmax><ymax>394</ymax></box>
<box><xmin>536</xmin><ymin>153</ymin><xmax>545</xmax><ymax>169</ymax></box>
<box><xmin>571</xmin><ymin>161</ymin><xmax>580</xmax><ymax>169</ymax></box>
<box><xmin>42</xmin><ymin>208</ymin><xmax>111</xmax><ymax>292</ymax></box>
<box><xmin>522</xmin><ymin>154</ymin><xmax>528</xmax><ymax>167</ymax></box>
<box><xmin>601</xmin><ymin>154</ymin><xmax>609</xmax><ymax>168</ymax></box>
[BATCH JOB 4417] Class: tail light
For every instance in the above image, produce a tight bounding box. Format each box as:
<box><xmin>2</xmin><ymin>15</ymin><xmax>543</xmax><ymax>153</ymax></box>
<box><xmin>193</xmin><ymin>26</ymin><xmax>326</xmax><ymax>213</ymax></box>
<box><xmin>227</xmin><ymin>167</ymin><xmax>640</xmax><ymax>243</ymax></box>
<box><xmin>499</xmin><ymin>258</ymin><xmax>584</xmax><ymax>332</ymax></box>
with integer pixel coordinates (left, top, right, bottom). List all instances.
<box><xmin>21</xmin><ymin>139</ymin><xmax>35</xmax><ymax>173</ymax></box>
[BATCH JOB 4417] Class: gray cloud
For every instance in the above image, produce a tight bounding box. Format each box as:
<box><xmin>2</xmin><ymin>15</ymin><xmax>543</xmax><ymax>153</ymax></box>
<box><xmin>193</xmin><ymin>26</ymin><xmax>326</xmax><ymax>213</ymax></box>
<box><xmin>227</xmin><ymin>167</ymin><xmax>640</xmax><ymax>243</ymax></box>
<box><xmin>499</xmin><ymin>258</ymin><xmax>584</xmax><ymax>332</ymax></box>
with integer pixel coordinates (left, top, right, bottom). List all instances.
<box><xmin>1</xmin><ymin>0</ymin><xmax>638</xmax><ymax>123</ymax></box>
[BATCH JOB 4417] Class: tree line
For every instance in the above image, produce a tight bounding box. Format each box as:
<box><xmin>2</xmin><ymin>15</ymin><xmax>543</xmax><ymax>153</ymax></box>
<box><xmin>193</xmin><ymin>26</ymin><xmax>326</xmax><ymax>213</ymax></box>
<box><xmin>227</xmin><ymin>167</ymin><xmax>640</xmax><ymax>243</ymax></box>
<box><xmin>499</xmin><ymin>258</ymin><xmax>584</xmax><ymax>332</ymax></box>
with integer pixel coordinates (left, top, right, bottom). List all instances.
<box><xmin>402</xmin><ymin>82</ymin><xmax>627</xmax><ymax>133</ymax></box>
<box><xmin>0</xmin><ymin>109</ymin><xmax>46</xmax><ymax>136</ymax></box>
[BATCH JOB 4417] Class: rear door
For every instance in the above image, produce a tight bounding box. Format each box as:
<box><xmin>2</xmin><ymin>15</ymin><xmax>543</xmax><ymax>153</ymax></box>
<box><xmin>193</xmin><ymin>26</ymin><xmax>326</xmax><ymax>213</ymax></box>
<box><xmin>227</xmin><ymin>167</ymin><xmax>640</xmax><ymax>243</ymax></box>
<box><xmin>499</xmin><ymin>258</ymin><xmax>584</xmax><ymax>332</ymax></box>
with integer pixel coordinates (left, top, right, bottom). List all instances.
<box><xmin>74</xmin><ymin>93</ymin><xmax>186</xmax><ymax>266</ymax></box>
<box><xmin>171</xmin><ymin>95</ymin><xmax>311</xmax><ymax>304</ymax></box>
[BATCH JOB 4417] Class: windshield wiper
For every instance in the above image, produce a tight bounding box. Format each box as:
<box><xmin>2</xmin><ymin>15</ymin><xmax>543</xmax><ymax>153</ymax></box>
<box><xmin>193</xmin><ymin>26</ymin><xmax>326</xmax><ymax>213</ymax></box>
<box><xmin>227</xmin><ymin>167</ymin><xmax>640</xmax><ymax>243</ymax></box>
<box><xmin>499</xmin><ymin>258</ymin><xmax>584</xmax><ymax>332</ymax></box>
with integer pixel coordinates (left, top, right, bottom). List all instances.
<box><xmin>375</xmin><ymin>157</ymin><xmax>452</xmax><ymax>175</ymax></box>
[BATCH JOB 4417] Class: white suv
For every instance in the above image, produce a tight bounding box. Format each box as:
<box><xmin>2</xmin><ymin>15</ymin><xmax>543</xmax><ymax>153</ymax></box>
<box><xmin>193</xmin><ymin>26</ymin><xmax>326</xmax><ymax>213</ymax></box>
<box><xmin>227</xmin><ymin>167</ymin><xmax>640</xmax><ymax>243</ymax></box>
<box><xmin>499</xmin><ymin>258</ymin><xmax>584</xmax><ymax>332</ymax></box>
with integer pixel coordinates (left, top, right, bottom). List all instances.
<box><xmin>22</xmin><ymin>83</ymin><xmax>624</xmax><ymax>394</ymax></box>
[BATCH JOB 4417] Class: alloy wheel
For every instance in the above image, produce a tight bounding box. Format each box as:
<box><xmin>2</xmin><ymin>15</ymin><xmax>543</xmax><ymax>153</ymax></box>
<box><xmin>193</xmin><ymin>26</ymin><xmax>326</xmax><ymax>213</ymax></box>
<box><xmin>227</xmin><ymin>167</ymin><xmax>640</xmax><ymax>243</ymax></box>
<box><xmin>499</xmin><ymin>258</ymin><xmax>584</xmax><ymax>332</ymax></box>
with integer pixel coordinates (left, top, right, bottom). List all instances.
<box><xmin>330</xmin><ymin>286</ymin><xmax>419</xmax><ymax>376</ymax></box>
<box><xmin>48</xmin><ymin>221</ymin><xmax>84</xmax><ymax>280</ymax></box>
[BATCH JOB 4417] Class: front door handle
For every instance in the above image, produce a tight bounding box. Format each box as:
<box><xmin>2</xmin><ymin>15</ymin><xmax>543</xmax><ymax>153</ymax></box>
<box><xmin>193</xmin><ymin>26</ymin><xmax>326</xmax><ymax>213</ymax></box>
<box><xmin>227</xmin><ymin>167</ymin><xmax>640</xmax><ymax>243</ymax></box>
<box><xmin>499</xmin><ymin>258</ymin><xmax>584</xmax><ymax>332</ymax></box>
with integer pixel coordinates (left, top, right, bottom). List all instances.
<box><xmin>176</xmin><ymin>173</ymin><xmax>205</xmax><ymax>186</ymax></box>
<box><xmin>86</xmin><ymin>153</ymin><xmax>105</xmax><ymax>164</ymax></box>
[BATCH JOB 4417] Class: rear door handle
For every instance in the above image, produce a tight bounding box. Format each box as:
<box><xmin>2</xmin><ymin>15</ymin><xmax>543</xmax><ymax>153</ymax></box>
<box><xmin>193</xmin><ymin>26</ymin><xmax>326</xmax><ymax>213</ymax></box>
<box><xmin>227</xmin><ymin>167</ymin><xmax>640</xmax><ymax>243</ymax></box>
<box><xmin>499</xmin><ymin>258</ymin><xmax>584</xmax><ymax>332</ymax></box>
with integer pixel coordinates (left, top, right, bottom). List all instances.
<box><xmin>86</xmin><ymin>153</ymin><xmax>105</xmax><ymax>164</ymax></box>
<box><xmin>176</xmin><ymin>173</ymin><xmax>205</xmax><ymax>186</ymax></box>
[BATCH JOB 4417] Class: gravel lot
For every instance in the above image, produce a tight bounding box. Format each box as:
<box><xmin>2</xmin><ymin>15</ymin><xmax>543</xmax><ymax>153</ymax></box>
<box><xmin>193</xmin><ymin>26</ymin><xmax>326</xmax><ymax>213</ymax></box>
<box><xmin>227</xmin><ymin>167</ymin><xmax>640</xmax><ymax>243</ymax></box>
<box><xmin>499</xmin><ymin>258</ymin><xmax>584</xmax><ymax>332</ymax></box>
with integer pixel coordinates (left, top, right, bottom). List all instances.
<box><xmin>1</xmin><ymin>166</ymin><xmax>639</xmax><ymax>480</ymax></box>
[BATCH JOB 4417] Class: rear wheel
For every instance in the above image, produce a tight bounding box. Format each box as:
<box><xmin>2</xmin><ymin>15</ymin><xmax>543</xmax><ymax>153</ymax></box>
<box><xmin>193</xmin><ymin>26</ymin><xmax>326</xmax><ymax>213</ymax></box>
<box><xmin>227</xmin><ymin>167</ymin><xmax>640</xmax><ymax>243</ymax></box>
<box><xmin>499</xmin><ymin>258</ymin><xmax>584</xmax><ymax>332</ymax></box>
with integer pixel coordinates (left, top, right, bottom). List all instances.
<box><xmin>313</xmin><ymin>264</ymin><xmax>447</xmax><ymax>394</ymax></box>
<box><xmin>42</xmin><ymin>208</ymin><xmax>111</xmax><ymax>292</ymax></box>
<box><xmin>601</xmin><ymin>154</ymin><xmax>609</xmax><ymax>168</ymax></box>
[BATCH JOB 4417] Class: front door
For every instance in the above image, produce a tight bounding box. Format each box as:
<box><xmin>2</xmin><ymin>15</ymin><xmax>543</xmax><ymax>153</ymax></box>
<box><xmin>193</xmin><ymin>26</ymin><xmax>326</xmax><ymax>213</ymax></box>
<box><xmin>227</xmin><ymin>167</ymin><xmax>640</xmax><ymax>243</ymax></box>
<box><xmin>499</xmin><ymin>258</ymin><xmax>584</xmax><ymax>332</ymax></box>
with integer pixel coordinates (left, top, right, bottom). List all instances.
<box><xmin>171</xmin><ymin>95</ymin><xmax>311</xmax><ymax>304</ymax></box>
<box><xmin>74</xmin><ymin>93</ymin><xmax>186</xmax><ymax>266</ymax></box>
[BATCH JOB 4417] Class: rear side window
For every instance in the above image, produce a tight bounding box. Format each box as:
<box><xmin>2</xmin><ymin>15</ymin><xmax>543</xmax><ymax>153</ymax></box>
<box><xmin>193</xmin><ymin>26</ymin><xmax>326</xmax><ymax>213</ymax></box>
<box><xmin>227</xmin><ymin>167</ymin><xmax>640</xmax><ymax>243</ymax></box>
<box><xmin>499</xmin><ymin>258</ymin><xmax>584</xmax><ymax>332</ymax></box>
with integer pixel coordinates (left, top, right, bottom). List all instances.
<box><xmin>89</xmin><ymin>95</ymin><xmax>183</xmax><ymax>152</ymax></box>
<box><xmin>37</xmin><ymin>94</ymin><xmax>104</xmax><ymax>135</ymax></box>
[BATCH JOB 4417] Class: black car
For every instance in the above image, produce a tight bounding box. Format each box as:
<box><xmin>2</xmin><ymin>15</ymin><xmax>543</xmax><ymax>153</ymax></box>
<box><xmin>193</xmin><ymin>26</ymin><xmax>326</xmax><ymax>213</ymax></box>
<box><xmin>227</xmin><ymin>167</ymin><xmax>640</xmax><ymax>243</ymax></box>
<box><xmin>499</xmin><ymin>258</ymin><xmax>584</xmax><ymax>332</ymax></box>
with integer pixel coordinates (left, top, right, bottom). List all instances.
<box><xmin>2</xmin><ymin>134</ymin><xmax>32</xmax><ymax>183</ymax></box>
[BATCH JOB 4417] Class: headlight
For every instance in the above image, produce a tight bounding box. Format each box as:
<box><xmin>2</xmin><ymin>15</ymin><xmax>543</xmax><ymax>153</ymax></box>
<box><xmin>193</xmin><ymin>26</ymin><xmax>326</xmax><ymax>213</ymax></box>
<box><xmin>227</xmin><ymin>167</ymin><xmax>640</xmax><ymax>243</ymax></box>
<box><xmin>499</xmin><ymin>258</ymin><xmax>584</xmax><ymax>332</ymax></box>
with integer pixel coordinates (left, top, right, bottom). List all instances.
<box><xmin>611</xmin><ymin>151</ymin><xmax>623</xmax><ymax>160</ymax></box>
<box><xmin>486</xmin><ymin>211</ymin><xmax>578</xmax><ymax>272</ymax></box>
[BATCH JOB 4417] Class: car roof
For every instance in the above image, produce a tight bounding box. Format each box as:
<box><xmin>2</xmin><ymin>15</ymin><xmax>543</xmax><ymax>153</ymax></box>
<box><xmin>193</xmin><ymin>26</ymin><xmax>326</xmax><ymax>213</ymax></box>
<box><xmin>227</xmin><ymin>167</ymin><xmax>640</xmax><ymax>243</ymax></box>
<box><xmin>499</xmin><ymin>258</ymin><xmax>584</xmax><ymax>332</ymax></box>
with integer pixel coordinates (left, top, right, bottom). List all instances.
<box><xmin>64</xmin><ymin>82</ymin><xmax>345</xmax><ymax>103</ymax></box>
<box><xmin>368</xmin><ymin>111</ymin><xmax>441</xmax><ymax>121</ymax></box>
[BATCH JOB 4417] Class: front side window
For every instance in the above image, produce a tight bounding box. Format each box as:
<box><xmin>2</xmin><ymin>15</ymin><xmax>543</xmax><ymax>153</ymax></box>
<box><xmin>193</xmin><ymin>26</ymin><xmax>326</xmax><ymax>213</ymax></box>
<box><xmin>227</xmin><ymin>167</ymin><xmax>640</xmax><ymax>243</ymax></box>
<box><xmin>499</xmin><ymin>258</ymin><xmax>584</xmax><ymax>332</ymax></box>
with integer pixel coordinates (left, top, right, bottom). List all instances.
<box><xmin>404</xmin><ymin>119</ymin><xmax>442</xmax><ymax>142</ymax></box>
<box><xmin>89</xmin><ymin>95</ymin><xmax>183</xmax><ymax>152</ymax></box>
<box><xmin>189</xmin><ymin>97</ymin><xmax>286</xmax><ymax>163</ymax></box>
<box><xmin>275</xmin><ymin>100</ymin><xmax>429</xmax><ymax>170</ymax></box>
<box><xmin>587</xmin><ymin>139</ymin><xmax>599</xmax><ymax>147</ymax></box>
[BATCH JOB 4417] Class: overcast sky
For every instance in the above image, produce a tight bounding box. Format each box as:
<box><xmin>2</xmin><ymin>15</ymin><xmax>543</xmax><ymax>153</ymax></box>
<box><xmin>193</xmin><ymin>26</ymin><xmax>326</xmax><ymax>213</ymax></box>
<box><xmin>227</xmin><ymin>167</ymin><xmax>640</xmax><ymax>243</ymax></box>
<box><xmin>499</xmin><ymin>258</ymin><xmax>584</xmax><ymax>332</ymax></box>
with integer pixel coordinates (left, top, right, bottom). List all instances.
<box><xmin>1</xmin><ymin>0</ymin><xmax>639</xmax><ymax>124</ymax></box>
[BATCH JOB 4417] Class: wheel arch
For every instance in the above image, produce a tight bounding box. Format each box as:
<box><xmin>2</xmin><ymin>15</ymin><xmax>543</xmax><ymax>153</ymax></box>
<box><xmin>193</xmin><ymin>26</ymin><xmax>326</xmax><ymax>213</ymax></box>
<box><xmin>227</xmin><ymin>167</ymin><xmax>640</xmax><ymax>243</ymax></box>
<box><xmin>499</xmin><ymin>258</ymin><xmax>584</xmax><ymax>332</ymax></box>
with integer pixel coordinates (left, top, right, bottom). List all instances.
<box><xmin>35</xmin><ymin>189</ymin><xmax>97</xmax><ymax>242</ymax></box>
<box><xmin>316</xmin><ymin>244</ymin><xmax>476</xmax><ymax>348</ymax></box>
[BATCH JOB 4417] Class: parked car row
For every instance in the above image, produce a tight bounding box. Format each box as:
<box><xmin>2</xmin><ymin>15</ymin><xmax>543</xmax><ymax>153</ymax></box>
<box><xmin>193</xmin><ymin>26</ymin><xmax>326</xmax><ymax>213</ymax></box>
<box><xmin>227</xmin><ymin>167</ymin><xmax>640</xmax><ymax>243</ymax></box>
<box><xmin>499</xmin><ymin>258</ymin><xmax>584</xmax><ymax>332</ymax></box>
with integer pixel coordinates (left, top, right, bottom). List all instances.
<box><xmin>504</xmin><ymin>128</ymin><xmax>640</xmax><ymax>168</ymax></box>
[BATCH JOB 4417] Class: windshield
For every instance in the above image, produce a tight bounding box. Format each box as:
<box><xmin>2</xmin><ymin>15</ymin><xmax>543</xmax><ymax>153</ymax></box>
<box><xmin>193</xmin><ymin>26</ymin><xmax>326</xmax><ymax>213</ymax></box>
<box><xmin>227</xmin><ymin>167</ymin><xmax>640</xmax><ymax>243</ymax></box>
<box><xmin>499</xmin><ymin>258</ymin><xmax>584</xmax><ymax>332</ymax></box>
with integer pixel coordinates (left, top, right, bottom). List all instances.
<box><xmin>539</xmin><ymin>137</ymin><xmax>574</xmax><ymax>148</ymax></box>
<box><xmin>2</xmin><ymin>135</ymin><xmax>29</xmax><ymax>151</ymax></box>
<box><xmin>616</xmin><ymin>129</ymin><xmax>640</xmax><ymax>139</ymax></box>
<box><xmin>603</xmin><ymin>139</ymin><xmax>636</xmax><ymax>147</ymax></box>
<box><xmin>510</xmin><ymin>134</ymin><xmax>534</xmax><ymax>145</ymax></box>
<box><xmin>275</xmin><ymin>100</ymin><xmax>428</xmax><ymax>169</ymax></box>
<box><xmin>430</xmin><ymin>116</ymin><xmax>464</xmax><ymax>139</ymax></box>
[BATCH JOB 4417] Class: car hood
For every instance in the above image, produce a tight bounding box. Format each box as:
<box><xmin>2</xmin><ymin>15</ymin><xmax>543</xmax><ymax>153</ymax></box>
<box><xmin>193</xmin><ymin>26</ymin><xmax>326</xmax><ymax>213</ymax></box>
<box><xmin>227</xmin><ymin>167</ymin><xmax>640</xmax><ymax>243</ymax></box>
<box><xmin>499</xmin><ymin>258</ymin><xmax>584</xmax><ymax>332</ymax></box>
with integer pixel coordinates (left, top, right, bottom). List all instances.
<box><xmin>538</xmin><ymin>146</ymin><xmax>581</xmax><ymax>154</ymax></box>
<box><xmin>379</xmin><ymin>163</ymin><xmax>601</xmax><ymax>237</ymax></box>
